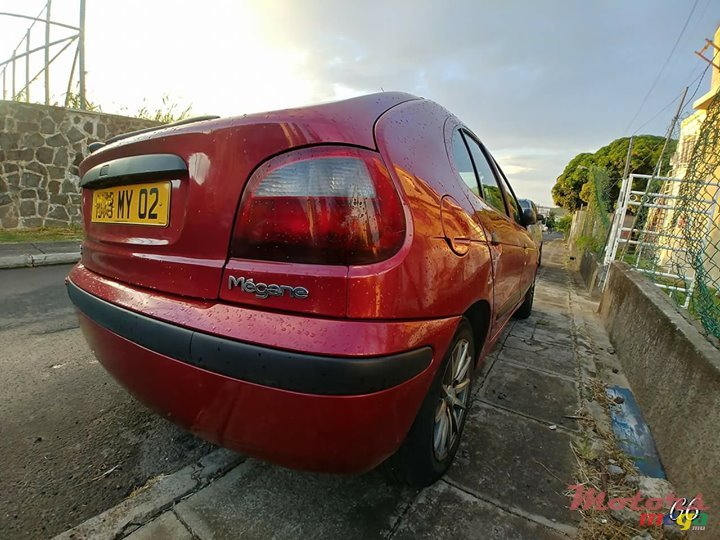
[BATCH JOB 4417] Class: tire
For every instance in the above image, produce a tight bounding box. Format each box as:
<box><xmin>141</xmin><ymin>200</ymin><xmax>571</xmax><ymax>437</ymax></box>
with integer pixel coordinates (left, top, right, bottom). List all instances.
<box><xmin>382</xmin><ymin>319</ymin><xmax>475</xmax><ymax>487</ymax></box>
<box><xmin>513</xmin><ymin>281</ymin><xmax>535</xmax><ymax>319</ymax></box>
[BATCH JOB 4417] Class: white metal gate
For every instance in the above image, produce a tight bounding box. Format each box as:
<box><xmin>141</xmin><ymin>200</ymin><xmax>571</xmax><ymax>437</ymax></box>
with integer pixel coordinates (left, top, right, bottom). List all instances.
<box><xmin>603</xmin><ymin>173</ymin><xmax>720</xmax><ymax>306</ymax></box>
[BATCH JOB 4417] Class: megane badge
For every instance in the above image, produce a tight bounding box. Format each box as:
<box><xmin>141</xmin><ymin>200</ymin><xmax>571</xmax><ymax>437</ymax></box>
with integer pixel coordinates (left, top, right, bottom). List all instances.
<box><xmin>228</xmin><ymin>276</ymin><xmax>309</xmax><ymax>299</ymax></box>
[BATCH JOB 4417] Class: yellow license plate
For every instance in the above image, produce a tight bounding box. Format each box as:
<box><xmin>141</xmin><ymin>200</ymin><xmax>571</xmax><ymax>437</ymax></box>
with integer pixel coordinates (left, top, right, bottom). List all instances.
<box><xmin>91</xmin><ymin>181</ymin><xmax>171</xmax><ymax>226</ymax></box>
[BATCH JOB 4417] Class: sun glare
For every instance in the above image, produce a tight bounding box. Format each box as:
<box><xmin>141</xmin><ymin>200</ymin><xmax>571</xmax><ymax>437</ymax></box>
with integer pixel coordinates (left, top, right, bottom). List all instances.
<box><xmin>83</xmin><ymin>0</ymin><xmax>317</xmax><ymax>116</ymax></box>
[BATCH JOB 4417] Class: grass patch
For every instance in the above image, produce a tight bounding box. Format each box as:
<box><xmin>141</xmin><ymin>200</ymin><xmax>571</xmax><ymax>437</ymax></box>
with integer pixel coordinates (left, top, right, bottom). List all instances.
<box><xmin>576</xmin><ymin>235</ymin><xmax>605</xmax><ymax>256</ymax></box>
<box><xmin>573</xmin><ymin>379</ymin><xmax>645</xmax><ymax>539</ymax></box>
<box><xmin>0</xmin><ymin>225</ymin><xmax>83</xmax><ymax>244</ymax></box>
<box><xmin>128</xmin><ymin>474</ymin><xmax>164</xmax><ymax>499</ymax></box>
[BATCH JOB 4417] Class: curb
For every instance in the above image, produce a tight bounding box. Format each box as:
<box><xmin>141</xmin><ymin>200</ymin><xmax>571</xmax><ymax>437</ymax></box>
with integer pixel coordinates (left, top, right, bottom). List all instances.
<box><xmin>0</xmin><ymin>252</ymin><xmax>80</xmax><ymax>269</ymax></box>
<box><xmin>54</xmin><ymin>448</ymin><xmax>243</xmax><ymax>540</ymax></box>
<box><xmin>567</xmin><ymin>262</ymin><xmax>688</xmax><ymax>537</ymax></box>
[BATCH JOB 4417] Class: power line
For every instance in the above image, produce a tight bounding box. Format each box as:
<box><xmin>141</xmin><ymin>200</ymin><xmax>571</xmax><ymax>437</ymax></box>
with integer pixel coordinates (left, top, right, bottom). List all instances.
<box><xmin>622</xmin><ymin>0</ymin><xmax>700</xmax><ymax>135</ymax></box>
<box><xmin>677</xmin><ymin>44</ymin><xmax>720</xmax><ymax>119</ymax></box>
<box><xmin>630</xmin><ymin>29</ymin><xmax>719</xmax><ymax>145</ymax></box>
<box><xmin>676</xmin><ymin>0</ymin><xmax>714</xmax><ymax>87</ymax></box>
<box><xmin>625</xmin><ymin>72</ymin><xmax>710</xmax><ymax>179</ymax></box>
<box><xmin>630</xmin><ymin>60</ymin><xmax>707</xmax><ymax>137</ymax></box>
<box><xmin>632</xmin><ymin>93</ymin><xmax>682</xmax><ymax>135</ymax></box>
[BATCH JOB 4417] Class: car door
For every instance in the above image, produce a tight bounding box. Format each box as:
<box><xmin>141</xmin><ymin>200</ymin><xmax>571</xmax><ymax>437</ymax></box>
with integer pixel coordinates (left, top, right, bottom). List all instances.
<box><xmin>450</xmin><ymin>129</ymin><xmax>526</xmax><ymax>333</ymax></box>
<box><xmin>493</xmin><ymin>160</ymin><xmax>538</xmax><ymax>295</ymax></box>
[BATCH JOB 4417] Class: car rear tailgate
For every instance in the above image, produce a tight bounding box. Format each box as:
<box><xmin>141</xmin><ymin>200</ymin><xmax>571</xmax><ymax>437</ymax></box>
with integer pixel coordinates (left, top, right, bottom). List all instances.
<box><xmin>79</xmin><ymin>93</ymin><xmax>415</xmax><ymax>301</ymax></box>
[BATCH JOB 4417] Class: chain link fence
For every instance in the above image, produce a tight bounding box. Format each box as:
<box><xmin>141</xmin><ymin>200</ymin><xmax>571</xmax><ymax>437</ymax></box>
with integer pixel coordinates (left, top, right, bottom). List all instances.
<box><xmin>600</xmin><ymin>90</ymin><xmax>720</xmax><ymax>340</ymax></box>
<box><xmin>664</xmin><ymin>90</ymin><xmax>720</xmax><ymax>338</ymax></box>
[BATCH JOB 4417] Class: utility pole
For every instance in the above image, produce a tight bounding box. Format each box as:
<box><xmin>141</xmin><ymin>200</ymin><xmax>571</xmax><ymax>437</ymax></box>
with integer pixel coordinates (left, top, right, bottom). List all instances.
<box><xmin>622</xmin><ymin>136</ymin><xmax>634</xmax><ymax>181</ymax></box>
<box><xmin>620</xmin><ymin>86</ymin><xmax>689</xmax><ymax>262</ymax></box>
<box><xmin>654</xmin><ymin>86</ymin><xmax>689</xmax><ymax>177</ymax></box>
<box><xmin>78</xmin><ymin>0</ymin><xmax>86</xmax><ymax>109</ymax></box>
<box><xmin>45</xmin><ymin>0</ymin><xmax>51</xmax><ymax>105</ymax></box>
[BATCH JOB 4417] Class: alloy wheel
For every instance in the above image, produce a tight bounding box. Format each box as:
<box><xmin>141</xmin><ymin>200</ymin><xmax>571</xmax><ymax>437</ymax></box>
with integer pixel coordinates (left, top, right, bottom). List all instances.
<box><xmin>432</xmin><ymin>338</ymin><xmax>472</xmax><ymax>461</ymax></box>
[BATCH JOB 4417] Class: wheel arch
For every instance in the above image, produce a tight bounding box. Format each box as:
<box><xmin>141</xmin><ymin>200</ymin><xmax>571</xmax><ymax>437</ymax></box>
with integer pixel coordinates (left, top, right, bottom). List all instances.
<box><xmin>463</xmin><ymin>299</ymin><xmax>492</xmax><ymax>366</ymax></box>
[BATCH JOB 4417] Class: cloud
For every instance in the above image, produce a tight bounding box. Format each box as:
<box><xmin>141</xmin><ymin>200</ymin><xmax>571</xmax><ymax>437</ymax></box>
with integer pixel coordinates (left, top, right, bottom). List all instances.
<box><xmin>252</xmin><ymin>0</ymin><xmax>717</xmax><ymax>205</ymax></box>
<box><xmin>502</xmin><ymin>164</ymin><xmax>533</xmax><ymax>176</ymax></box>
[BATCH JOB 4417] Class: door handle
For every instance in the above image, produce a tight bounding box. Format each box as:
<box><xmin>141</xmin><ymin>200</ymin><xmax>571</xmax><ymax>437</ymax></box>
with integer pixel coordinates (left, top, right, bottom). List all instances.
<box><xmin>490</xmin><ymin>232</ymin><xmax>500</xmax><ymax>246</ymax></box>
<box><xmin>453</xmin><ymin>237</ymin><xmax>471</xmax><ymax>247</ymax></box>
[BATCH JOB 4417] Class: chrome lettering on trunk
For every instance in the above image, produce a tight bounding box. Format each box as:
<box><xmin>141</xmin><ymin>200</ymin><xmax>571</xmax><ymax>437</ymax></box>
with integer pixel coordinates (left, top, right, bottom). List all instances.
<box><xmin>228</xmin><ymin>276</ymin><xmax>309</xmax><ymax>299</ymax></box>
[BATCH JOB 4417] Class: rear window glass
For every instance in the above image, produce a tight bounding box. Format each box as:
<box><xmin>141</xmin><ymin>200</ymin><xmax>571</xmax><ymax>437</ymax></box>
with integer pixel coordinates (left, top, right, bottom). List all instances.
<box><xmin>463</xmin><ymin>135</ymin><xmax>506</xmax><ymax>215</ymax></box>
<box><xmin>451</xmin><ymin>131</ymin><xmax>480</xmax><ymax>196</ymax></box>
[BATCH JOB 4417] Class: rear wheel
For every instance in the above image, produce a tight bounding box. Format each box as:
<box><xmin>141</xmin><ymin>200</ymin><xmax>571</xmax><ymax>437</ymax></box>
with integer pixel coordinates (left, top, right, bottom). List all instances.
<box><xmin>382</xmin><ymin>319</ymin><xmax>475</xmax><ymax>486</ymax></box>
<box><xmin>513</xmin><ymin>281</ymin><xmax>535</xmax><ymax>319</ymax></box>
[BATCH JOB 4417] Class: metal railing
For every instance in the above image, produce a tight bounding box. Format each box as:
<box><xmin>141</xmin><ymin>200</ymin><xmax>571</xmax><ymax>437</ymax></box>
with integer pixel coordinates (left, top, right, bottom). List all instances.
<box><xmin>0</xmin><ymin>0</ymin><xmax>87</xmax><ymax>108</ymax></box>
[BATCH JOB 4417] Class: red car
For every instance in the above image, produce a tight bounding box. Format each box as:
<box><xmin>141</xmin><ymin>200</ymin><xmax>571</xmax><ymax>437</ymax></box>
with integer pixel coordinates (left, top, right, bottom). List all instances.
<box><xmin>68</xmin><ymin>92</ymin><xmax>539</xmax><ymax>486</ymax></box>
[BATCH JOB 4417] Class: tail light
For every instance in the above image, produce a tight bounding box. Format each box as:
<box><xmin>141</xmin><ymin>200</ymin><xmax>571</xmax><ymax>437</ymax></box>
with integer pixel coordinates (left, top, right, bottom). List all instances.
<box><xmin>230</xmin><ymin>146</ymin><xmax>406</xmax><ymax>265</ymax></box>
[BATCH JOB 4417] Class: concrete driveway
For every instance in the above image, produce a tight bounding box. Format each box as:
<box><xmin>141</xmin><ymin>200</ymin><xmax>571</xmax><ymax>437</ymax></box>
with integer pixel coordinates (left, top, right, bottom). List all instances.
<box><xmin>61</xmin><ymin>240</ymin><xmax>581</xmax><ymax>540</ymax></box>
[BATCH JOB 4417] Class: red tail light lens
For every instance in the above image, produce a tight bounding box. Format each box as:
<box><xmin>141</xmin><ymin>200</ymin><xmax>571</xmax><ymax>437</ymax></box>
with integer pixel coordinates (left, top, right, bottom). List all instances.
<box><xmin>230</xmin><ymin>146</ymin><xmax>406</xmax><ymax>265</ymax></box>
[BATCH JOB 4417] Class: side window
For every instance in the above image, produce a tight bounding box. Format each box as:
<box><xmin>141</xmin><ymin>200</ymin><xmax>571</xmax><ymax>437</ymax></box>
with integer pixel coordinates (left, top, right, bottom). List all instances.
<box><xmin>463</xmin><ymin>134</ymin><xmax>507</xmax><ymax>215</ymax></box>
<box><xmin>494</xmin><ymin>162</ymin><xmax>522</xmax><ymax>224</ymax></box>
<box><xmin>451</xmin><ymin>130</ymin><xmax>480</xmax><ymax>196</ymax></box>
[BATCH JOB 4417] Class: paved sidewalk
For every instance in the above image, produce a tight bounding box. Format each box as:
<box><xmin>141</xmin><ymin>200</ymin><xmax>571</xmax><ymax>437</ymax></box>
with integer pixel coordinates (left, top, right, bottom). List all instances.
<box><xmin>59</xmin><ymin>241</ymin><xmax>583</xmax><ymax>540</ymax></box>
<box><xmin>0</xmin><ymin>241</ymin><xmax>81</xmax><ymax>269</ymax></box>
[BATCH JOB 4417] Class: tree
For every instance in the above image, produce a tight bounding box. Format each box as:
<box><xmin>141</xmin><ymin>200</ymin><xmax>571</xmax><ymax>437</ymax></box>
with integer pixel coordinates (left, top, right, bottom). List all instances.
<box><xmin>544</xmin><ymin>211</ymin><xmax>556</xmax><ymax>231</ymax></box>
<box><xmin>551</xmin><ymin>152</ymin><xmax>594</xmax><ymax>211</ymax></box>
<box><xmin>551</xmin><ymin>135</ymin><xmax>676</xmax><ymax>212</ymax></box>
<box><xmin>555</xmin><ymin>214</ymin><xmax>573</xmax><ymax>236</ymax></box>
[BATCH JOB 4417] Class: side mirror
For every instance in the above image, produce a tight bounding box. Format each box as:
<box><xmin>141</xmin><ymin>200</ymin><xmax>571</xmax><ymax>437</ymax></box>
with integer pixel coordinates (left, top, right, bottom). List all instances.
<box><xmin>522</xmin><ymin>208</ymin><xmax>537</xmax><ymax>226</ymax></box>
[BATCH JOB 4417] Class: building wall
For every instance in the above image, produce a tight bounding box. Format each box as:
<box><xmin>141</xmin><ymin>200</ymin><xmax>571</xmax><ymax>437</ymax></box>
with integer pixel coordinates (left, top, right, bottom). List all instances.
<box><xmin>537</xmin><ymin>205</ymin><xmax>567</xmax><ymax>218</ymax></box>
<box><xmin>670</xmin><ymin>110</ymin><xmax>706</xmax><ymax>180</ymax></box>
<box><xmin>0</xmin><ymin>101</ymin><xmax>159</xmax><ymax>229</ymax></box>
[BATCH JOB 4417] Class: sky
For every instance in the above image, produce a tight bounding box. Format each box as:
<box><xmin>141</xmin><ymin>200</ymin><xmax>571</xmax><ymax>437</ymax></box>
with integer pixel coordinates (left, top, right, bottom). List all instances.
<box><xmin>1</xmin><ymin>0</ymin><xmax>719</xmax><ymax>206</ymax></box>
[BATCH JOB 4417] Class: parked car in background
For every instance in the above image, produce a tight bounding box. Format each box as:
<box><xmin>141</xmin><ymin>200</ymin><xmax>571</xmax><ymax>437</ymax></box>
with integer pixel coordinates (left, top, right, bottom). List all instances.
<box><xmin>519</xmin><ymin>198</ymin><xmax>544</xmax><ymax>263</ymax></box>
<box><xmin>67</xmin><ymin>92</ymin><xmax>539</xmax><ymax>487</ymax></box>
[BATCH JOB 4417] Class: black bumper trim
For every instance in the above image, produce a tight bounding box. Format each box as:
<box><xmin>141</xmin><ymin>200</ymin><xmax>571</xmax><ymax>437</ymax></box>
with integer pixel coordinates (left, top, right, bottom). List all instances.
<box><xmin>67</xmin><ymin>281</ymin><xmax>432</xmax><ymax>395</ymax></box>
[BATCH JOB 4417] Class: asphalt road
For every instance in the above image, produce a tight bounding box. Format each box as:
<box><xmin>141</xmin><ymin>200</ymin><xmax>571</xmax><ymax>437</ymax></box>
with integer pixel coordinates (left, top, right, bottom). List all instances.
<box><xmin>0</xmin><ymin>264</ymin><xmax>214</xmax><ymax>540</ymax></box>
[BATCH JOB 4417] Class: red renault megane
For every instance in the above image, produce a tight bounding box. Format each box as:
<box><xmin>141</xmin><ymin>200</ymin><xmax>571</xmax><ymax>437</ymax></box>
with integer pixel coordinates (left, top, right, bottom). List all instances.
<box><xmin>67</xmin><ymin>92</ymin><xmax>539</xmax><ymax>486</ymax></box>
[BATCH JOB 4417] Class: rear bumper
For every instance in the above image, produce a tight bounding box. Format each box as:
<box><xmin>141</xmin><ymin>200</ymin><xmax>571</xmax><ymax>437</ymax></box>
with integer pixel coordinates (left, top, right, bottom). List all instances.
<box><xmin>68</xmin><ymin>282</ymin><xmax>432</xmax><ymax>395</ymax></box>
<box><xmin>67</xmin><ymin>265</ymin><xmax>460</xmax><ymax>473</ymax></box>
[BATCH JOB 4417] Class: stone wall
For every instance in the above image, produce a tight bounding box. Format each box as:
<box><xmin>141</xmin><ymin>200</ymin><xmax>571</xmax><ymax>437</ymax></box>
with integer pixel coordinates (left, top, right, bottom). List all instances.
<box><xmin>0</xmin><ymin>101</ymin><xmax>160</xmax><ymax>229</ymax></box>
